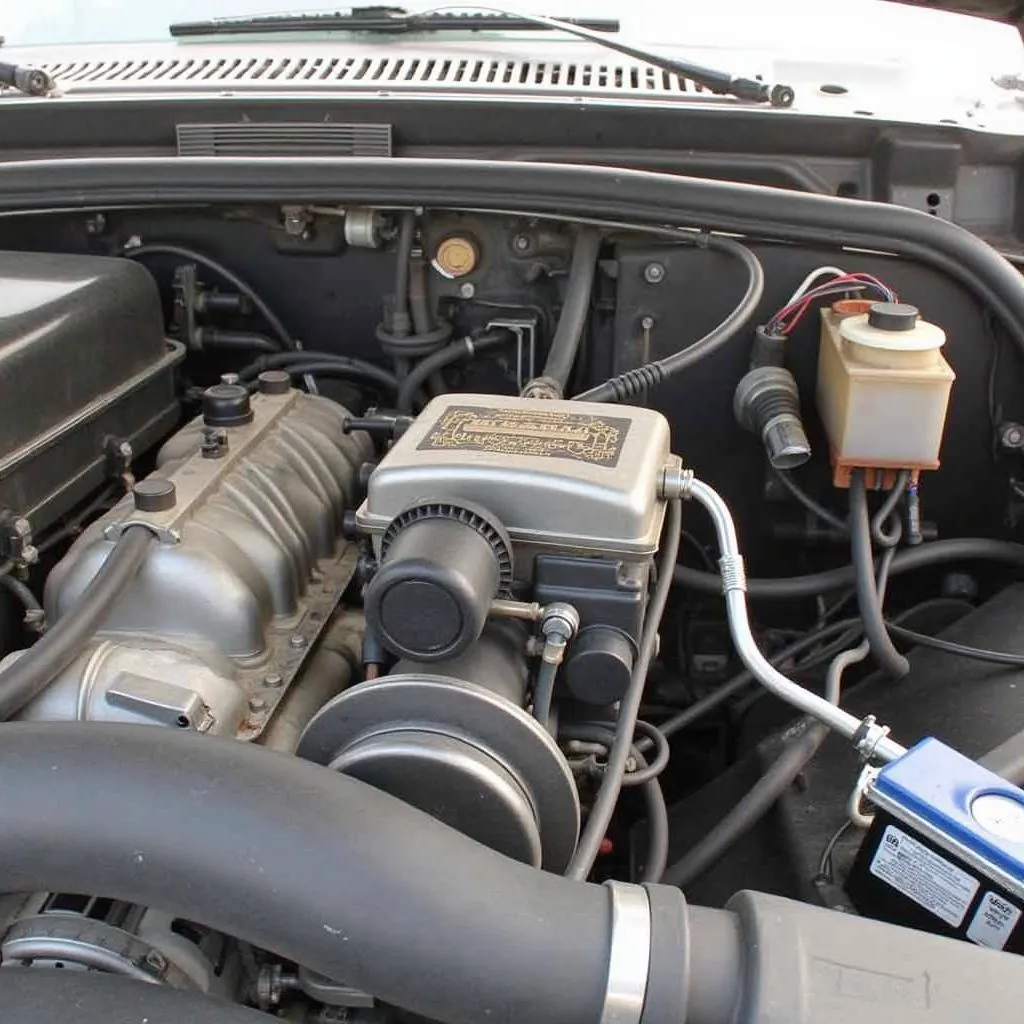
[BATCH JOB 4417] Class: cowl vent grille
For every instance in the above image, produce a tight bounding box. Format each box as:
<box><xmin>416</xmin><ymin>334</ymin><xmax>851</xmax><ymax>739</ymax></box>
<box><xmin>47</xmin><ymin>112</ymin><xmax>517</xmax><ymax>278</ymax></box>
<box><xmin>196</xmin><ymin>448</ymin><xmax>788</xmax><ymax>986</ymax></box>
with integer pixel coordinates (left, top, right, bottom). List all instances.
<box><xmin>176</xmin><ymin>122</ymin><xmax>392</xmax><ymax>157</ymax></box>
<box><xmin>29</xmin><ymin>50</ymin><xmax>711</xmax><ymax>99</ymax></box>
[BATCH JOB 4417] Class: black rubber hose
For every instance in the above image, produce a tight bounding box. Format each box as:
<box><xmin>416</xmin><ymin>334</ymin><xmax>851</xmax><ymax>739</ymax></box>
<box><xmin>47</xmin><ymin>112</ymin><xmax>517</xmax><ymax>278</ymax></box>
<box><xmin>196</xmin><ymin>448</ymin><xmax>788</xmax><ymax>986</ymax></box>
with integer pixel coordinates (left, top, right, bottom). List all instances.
<box><xmin>574</xmin><ymin>236</ymin><xmax>763</xmax><ymax>403</ymax></box>
<box><xmin>123</xmin><ymin>243</ymin><xmax>296</xmax><ymax>350</ymax></box>
<box><xmin>0</xmin><ymin>572</ymin><xmax>42</xmax><ymax>620</ymax></box>
<box><xmin>849</xmin><ymin>471</ymin><xmax>909</xmax><ymax>678</ymax></box>
<box><xmin>661</xmin><ymin>720</ymin><xmax>826</xmax><ymax>889</ymax></box>
<box><xmin>673</xmin><ymin>537</ymin><xmax>1024</xmax><ymax>599</ymax></box>
<box><xmin>393</xmin><ymin>211</ymin><xmax>414</xmax><ymax>334</ymax></box>
<box><xmin>0</xmin><ymin>527</ymin><xmax>151</xmax><ymax>720</ymax></box>
<box><xmin>237</xmin><ymin>350</ymin><xmax>395</xmax><ymax>383</ymax></box>
<box><xmin>566</xmin><ymin>499</ymin><xmax>682</xmax><ymax>880</ymax></box>
<box><xmin>396</xmin><ymin>329</ymin><xmax>513</xmax><ymax>413</ymax></box>
<box><xmin>536</xmin><ymin>226</ymin><xmax>601</xmax><ymax>393</ymax></box>
<box><xmin>266</xmin><ymin>359</ymin><xmax>400</xmax><ymax>394</ymax></box>
<box><xmin>198</xmin><ymin>328</ymin><xmax>278</xmax><ymax>353</ymax></box>
<box><xmin>0</xmin><ymin>722</ymin><xmax>689</xmax><ymax>1024</ymax></box>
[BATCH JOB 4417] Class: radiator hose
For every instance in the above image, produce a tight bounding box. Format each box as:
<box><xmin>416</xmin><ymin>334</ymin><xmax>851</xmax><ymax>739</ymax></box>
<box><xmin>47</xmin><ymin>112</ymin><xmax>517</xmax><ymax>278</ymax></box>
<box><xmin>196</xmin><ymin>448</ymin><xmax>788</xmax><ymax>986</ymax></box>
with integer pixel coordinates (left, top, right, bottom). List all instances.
<box><xmin>0</xmin><ymin>724</ymin><xmax>1021</xmax><ymax>1024</ymax></box>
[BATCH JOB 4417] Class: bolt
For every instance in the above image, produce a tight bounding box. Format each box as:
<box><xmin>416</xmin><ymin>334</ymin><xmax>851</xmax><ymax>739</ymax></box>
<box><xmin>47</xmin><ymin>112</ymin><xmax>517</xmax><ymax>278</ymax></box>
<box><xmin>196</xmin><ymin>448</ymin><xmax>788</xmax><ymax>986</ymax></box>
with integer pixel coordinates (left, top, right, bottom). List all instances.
<box><xmin>458</xmin><ymin>282</ymin><xmax>476</xmax><ymax>299</ymax></box>
<box><xmin>643</xmin><ymin>262</ymin><xmax>666</xmax><ymax>284</ymax></box>
<box><xmin>640</xmin><ymin>315</ymin><xmax>655</xmax><ymax>331</ymax></box>
<box><xmin>85</xmin><ymin>213</ymin><xmax>107</xmax><ymax>236</ymax></box>
<box><xmin>513</xmin><ymin>233</ymin><xmax>532</xmax><ymax>253</ymax></box>
<box><xmin>118</xmin><ymin>440</ymin><xmax>133</xmax><ymax>461</ymax></box>
<box><xmin>20</xmin><ymin>545</ymin><xmax>38</xmax><ymax>567</ymax></box>
<box><xmin>144</xmin><ymin>949</ymin><xmax>168</xmax><ymax>974</ymax></box>
<box><xmin>999</xmin><ymin>421</ymin><xmax>1024</xmax><ymax>450</ymax></box>
<box><xmin>289</xmin><ymin>634</ymin><xmax>307</xmax><ymax>649</ymax></box>
<box><xmin>220</xmin><ymin>372</ymin><xmax>241</xmax><ymax>386</ymax></box>
<box><xmin>248</xmin><ymin>695</ymin><xmax>268</xmax><ymax>713</ymax></box>
<box><xmin>263</xmin><ymin>672</ymin><xmax>283</xmax><ymax>688</ymax></box>
<box><xmin>13</xmin><ymin>518</ymin><xmax>30</xmax><ymax>539</ymax></box>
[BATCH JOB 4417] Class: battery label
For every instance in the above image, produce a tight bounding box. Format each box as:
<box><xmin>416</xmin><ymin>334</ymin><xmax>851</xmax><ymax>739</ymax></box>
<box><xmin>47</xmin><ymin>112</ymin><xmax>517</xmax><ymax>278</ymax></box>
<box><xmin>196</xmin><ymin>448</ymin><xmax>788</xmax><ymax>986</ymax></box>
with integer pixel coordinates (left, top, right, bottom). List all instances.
<box><xmin>966</xmin><ymin>891</ymin><xmax>1022</xmax><ymax>950</ymax></box>
<box><xmin>870</xmin><ymin>825</ymin><xmax>980</xmax><ymax>927</ymax></box>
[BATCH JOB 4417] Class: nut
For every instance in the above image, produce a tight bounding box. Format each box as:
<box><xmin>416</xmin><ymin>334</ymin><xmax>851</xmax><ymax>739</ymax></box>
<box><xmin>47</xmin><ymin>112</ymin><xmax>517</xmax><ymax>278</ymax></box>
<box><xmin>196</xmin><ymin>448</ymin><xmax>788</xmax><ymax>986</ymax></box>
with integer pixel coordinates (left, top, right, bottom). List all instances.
<box><xmin>643</xmin><ymin>262</ymin><xmax>666</xmax><ymax>284</ymax></box>
<box><xmin>263</xmin><ymin>672</ymin><xmax>283</xmax><ymax>688</ymax></box>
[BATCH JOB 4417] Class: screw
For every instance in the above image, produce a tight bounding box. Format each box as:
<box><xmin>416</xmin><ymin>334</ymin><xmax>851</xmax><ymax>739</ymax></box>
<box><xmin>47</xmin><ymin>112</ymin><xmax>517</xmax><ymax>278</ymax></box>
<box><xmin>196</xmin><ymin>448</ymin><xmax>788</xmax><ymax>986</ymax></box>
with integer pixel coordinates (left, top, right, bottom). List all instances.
<box><xmin>289</xmin><ymin>634</ymin><xmax>307</xmax><ymax>649</ymax></box>
<box><xmin>263</xmin><ymin>672</ymin><xmax>283</xmax><ymax>688</ymax></box>
<box><xmin>643</xmin><ymin>262</ymin><xmax>666</xmax><ymax>284</ymax></box>
<box><xmin>513</xmin><ymin>233</ymin><xmax>532</xmax><ymax>253</ymax></box>
<box><xmin>458</xmin><ymin>282</ymin><xmax>476</xmax><ymax>299</ymax></box>
<box><xmin>248</xmin><ymin>695</ymin><xmax>268</xmax><ymax>713</ymax></box>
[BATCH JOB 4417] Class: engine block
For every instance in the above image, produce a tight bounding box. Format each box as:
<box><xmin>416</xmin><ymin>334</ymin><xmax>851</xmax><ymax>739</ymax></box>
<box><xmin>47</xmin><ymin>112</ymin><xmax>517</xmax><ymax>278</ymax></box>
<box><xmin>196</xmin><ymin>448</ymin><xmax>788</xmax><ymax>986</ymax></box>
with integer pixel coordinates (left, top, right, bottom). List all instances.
<box><xmin>9</xmin><ymin>377</ymin><xmax>371</xmax><ymax>739</ymax></box>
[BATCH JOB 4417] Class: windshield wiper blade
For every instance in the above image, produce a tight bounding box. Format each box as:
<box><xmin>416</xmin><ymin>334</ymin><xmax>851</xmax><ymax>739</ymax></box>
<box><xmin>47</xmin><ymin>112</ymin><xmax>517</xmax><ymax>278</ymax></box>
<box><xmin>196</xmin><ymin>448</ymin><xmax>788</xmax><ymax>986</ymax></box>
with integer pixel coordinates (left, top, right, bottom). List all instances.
<box><xmin>0</xmin><ymin>62</ymin><xmax>56</xmax><ymax>98</ymax></box>
<box><xmin>170</xmin><ymin>7</ymin><xmax>620</xmax><ymax>38</ymax></box>
<box><xmin>168</xmin><ymin>5</ymin><xmax>793</xmax><ymax>108</ymax></box>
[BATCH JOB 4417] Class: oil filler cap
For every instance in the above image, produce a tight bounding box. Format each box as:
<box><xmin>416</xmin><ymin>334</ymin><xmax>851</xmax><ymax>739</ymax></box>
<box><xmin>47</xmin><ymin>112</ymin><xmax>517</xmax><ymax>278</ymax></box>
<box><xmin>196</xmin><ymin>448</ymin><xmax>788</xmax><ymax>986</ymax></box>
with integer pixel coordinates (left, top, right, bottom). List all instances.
<box><xmin>365</xmin><ymin>500</ymin><xmax>512</xmax><ymax>662</ymax></box>
<box><xmin>202</xmin><ymin>382</ymin><xmax>253</xmax><ymax>427</ymax></box>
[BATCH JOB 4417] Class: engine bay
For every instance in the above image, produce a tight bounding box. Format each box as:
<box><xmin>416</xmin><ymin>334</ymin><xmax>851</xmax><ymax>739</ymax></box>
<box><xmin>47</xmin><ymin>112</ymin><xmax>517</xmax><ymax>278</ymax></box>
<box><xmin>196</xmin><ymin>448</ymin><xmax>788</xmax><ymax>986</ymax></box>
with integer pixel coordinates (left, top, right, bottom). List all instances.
<box><xmin>0</xmin><ymin>192</ymin><xmax>1023</xmax><ymax>1020</ymax></box>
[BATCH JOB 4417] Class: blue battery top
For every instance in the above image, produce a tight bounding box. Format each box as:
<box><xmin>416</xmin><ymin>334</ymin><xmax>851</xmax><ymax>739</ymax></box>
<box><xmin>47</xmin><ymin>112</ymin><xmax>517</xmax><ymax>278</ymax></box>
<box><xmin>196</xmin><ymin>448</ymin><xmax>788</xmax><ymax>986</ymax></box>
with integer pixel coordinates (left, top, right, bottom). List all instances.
<box><xmin>873</xmin><ymin>737</ymin><xmax>1024</xmax><ymax>885</ymax></box>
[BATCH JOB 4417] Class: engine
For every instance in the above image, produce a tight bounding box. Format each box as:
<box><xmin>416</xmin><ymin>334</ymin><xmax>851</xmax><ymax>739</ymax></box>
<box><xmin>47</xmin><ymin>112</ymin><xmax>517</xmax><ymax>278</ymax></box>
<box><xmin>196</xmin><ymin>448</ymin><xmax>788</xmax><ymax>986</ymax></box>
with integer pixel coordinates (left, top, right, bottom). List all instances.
<box><xmin>1</xmin><ymin>196</ymin><xmax>1023</xmax><ymax>1024</ymax></box>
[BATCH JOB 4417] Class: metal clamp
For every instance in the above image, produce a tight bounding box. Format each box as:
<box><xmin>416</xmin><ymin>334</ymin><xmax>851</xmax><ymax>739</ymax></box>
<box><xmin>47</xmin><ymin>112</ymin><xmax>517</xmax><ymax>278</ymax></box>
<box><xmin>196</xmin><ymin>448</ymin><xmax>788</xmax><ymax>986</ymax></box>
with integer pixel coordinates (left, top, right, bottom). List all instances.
<box><xmin>600</xmin><ymin>881</ymin><xmax>650</xmax><ymax>1024</ymax></box>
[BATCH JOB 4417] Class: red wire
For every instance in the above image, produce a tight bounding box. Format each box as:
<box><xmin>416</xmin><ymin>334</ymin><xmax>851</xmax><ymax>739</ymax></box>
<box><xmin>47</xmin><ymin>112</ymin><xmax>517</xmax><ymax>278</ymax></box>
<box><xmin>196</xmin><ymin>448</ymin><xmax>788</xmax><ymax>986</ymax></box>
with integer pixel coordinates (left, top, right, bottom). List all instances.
<box><xmin>770</xmin><ymin>273</ymin><xmax>898</xmax><ymax>334</ymax></box>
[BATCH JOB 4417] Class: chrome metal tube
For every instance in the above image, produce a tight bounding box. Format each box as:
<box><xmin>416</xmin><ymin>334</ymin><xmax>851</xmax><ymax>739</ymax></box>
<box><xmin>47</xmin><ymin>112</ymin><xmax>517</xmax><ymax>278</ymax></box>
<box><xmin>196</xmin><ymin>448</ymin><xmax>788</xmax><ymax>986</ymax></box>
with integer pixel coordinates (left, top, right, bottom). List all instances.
<box><xmin>682</xmin><ymin>474</ymin><xmax>906</xmax><ymax>763</ymax></box>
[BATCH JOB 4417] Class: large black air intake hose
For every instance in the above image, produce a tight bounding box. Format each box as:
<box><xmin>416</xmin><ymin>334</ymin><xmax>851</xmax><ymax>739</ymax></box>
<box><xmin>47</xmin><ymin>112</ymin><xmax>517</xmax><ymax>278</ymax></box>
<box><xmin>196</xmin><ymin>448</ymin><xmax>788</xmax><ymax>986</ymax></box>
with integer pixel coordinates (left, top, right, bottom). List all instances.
<box><xmin>0</xmin><ymin>724</ymin><xmax>1022</xmax><ymax>1024</ymax></box>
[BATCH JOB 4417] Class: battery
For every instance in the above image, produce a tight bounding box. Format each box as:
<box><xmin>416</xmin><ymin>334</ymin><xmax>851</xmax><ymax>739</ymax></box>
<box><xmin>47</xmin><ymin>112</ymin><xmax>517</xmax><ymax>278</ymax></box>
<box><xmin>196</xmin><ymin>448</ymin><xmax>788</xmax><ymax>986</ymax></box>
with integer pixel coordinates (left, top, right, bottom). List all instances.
<box><xmin>846</xmin><ymin>737</ymin><xmax>1024</xmax><ymax>954</ymax></box>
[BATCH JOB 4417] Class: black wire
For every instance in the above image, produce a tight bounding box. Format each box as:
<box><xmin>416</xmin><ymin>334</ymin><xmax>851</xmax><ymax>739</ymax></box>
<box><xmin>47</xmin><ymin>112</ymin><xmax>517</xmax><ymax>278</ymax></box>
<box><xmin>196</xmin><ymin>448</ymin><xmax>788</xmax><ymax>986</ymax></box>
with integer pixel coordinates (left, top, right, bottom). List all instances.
<box><xmin>638</xmin><ymin>617</ymin><xmax>862</xmax><ymax>751</ymax></box>
<box><xmin>573</xmin><ymin>235</ymin><xmax>763</xmax><ymax>402</ymax></box>
<box><xmin>886</xmin><ymin>622</ymin><xmax>1024</xmax><ymax>666</ymax></box>
<box><xmin>870</xmin><ymin>472</ymin><xmax>909</xmax><ymax>548</ymax></box>
<box><xmin>774</xmin><ymin>469</ymin><xmax>846</xmax><ymax>532</ymax></box>
<box><xmin>123</xmin><ymin>244</ymin><xmax>295</xmax><ymax>351</ymax></box>
<box><xmin>673</xmin><ymin>538</ymin><xmax>1024</xmax><ymax>599</ymax></box>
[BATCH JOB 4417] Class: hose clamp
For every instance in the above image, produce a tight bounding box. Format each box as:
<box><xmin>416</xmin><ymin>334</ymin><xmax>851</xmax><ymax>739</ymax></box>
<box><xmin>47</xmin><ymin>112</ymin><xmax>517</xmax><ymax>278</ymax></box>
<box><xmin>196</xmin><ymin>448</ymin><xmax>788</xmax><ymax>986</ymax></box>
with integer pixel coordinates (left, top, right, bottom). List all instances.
<box><xmin>600</xmin><ymin>881</ymin><xmax>650</xmax><ymax>1024</ymax></box>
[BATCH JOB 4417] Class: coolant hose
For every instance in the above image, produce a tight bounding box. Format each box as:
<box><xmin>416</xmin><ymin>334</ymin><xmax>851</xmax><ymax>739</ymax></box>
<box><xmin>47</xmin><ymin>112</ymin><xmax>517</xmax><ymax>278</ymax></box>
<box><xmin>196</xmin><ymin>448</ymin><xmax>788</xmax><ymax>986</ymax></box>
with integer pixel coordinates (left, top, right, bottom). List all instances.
<box><xmin>0</xmin><ymin>526</ymin><xmax>151</xmax><ymax>720</ymax></box>
<box><xmin>527</xmin><ymin>225</ymin><xmax>601</xmax><ymax>396</ymax></box>
<box><xmin>0</xmin><ymin>722</ymin><xmax>686</xmax><ymax>1024</ymax></box>
<box><xmin>3</xmin><ymin>724</ymin><xmax>1024</xmax><ymax>1023</ymax></box>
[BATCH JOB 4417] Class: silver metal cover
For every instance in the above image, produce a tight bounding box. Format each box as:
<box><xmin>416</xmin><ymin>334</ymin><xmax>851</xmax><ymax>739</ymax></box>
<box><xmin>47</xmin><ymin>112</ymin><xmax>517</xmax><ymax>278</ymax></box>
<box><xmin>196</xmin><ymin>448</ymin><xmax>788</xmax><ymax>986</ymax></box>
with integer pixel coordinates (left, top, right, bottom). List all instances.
<box><xmin>15</xmin><ymin>389</ymin><xmax>371</xmax><ymax>739</ymax></box>
<box><xmin>358</xmin><ymin>394</ymin><xmax>676</xmax><ymax>567</ymax></box>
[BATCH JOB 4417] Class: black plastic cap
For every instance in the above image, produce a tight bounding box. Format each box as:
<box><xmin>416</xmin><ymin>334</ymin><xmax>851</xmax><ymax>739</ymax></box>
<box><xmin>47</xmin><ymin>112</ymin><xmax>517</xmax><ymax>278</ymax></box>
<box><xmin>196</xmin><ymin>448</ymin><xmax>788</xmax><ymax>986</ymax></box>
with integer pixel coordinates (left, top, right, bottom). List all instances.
<box><xmin>868</xmin><ymin>302</ymin><xmax>919</xmax><ymax>332</ymax></box>
<box><xmin>133</xmin><ymin>478</ymin><xmax>176</xmax><ymax>512</ymax></box>
<box><xmin>202</xmin><ymin>383</ymin><xmax>253</xmax><ymax>427</ymax></box>
<box><xmin>365</xmin><ymin>515</ymin><xmax>502</xmax><ymax>662</ymax></box>
<box><xmin>565</xmin><ymin>627</ymin><xmax>635</xmax><ymax>705</ymax></box>
<box><xmin>258</xmin><ymin>370</ymin><xmax>291</xmax><ymax>395</ymax></box>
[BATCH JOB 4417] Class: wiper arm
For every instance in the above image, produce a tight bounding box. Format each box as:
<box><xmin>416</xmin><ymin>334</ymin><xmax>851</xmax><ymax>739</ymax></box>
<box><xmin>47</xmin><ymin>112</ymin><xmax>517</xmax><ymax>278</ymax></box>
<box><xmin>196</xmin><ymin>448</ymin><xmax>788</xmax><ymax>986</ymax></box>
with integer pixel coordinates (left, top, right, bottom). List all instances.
<box><xmin>0</xmin><ymin>62</ymin><xmax>55</xmax><ymax>98</ymax></box>
<box><xmin>170</xmin><ymin>6</ymin><xmax>620</xmax><ymax>38</ymax></box>
<box><xmin>168</xmin><ymin>5</ymin><xmax>794</xmax><ymax>107</ymax></box>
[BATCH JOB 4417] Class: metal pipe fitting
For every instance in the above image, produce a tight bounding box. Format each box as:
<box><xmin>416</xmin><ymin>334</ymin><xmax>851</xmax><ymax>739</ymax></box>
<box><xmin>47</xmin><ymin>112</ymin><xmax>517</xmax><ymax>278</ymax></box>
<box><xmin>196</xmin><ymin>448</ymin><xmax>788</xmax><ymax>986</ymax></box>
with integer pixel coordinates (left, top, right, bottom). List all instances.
<box><xmin>539</xmin><ymin>602</ymin><xmax>580</xmax><ymax>666</ymax></box>
<box><xmin>680</xmin><ymin>473</ymin><xmax>906</xmax><ymax>763</ymax></box>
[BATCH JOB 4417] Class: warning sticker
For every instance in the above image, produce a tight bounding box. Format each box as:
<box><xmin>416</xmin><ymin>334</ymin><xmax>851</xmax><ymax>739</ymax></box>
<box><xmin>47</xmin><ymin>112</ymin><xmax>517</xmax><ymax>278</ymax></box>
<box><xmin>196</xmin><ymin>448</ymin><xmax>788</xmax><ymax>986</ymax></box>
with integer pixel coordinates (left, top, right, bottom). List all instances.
<box><xmin>870</xmin><ymin>825</ymin><xmax>979</xmax><ymax>927</ymax></box>
<box><xmin>418</xmin><ymin>405</ymin><xmax>631</xmax><ymax>467</ymax></box>
<box><xmin>966</xmin><ymin>891</ymin><xmax>1022</xmax><ymax>950</ymax></box>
